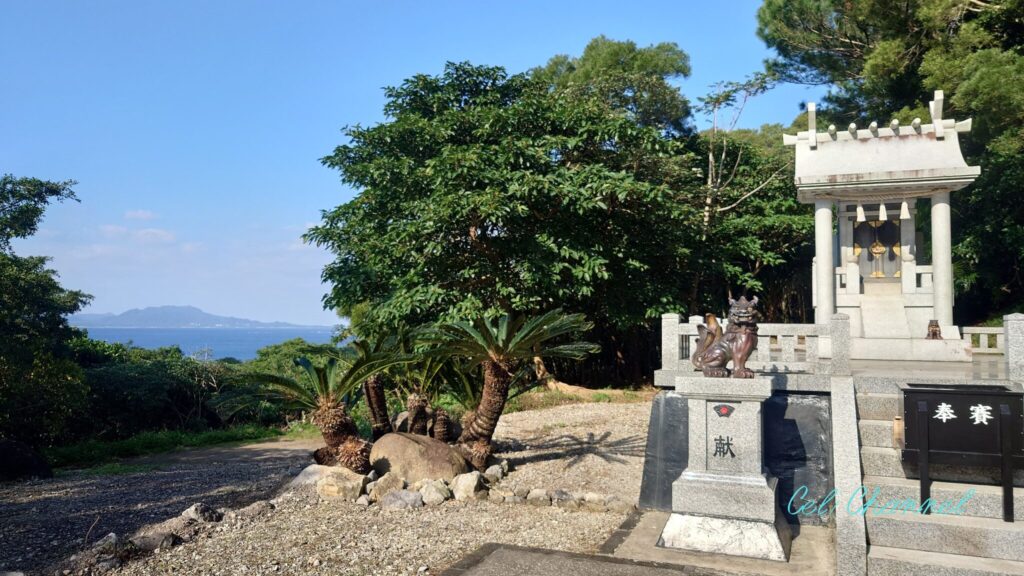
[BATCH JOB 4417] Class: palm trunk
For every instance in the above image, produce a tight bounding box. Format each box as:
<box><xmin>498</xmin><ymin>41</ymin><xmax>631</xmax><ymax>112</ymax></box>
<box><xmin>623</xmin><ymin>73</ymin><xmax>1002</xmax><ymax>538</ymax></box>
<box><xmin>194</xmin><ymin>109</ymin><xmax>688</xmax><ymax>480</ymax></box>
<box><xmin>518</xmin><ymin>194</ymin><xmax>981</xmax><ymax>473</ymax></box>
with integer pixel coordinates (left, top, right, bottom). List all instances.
<box><xmin>336</xmin><ymin>436</ymin><xmax>372</xmax><ymax>474</ymax></box>
<box><xmin>312</xmin><ymin>404</ymin><xmax>357</xmax><ymax>449</ymax></box>
<box><xmin>363</xmin><ymin>374</ymin><xmax>392</xmax><ymax>440</ymax></box>
<box><xmin>433</xmin><ymin>408</ymin><xmax>451</xmax><ymax>442</ymax></box>
<box><xmin>458</xmin><ymin>359</ymin><xmax>513</xmax><ymax>470</ymax></box>
<box><xmin>407</xmin><ymin>393</ymin><xmax>429</xmax><ymax>435</ymax></box>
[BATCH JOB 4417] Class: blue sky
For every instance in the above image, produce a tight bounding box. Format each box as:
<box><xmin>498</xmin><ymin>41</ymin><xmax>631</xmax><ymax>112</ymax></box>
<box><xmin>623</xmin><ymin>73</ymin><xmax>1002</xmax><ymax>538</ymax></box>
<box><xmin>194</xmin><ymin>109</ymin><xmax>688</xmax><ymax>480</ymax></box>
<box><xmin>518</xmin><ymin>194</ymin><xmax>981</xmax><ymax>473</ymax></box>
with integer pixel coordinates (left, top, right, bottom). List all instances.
<box><xmin>3</xmin><ymin>1</ymin><xmax>825</xmax><ymax>326</ymax></box>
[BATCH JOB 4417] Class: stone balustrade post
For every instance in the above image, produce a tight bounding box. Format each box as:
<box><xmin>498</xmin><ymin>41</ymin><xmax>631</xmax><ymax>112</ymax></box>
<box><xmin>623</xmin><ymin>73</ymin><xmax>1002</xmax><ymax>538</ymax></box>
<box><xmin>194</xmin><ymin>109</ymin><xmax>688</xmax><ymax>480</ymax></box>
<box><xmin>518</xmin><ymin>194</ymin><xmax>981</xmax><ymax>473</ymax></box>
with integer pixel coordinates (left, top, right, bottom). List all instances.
<box><xmin>1005</xmin><ymin>313</ymin><xmax>1024</xmax><ymax>382</ymax></box>
<box><xmin>661</xmin><ymin>314</ymin><xmax>681</xmax><ymax>371</ymax></box>
<box><xmin>830</xmin><ymin>313</ymin><xmax>851</xmax><ymax>376</ymax></box>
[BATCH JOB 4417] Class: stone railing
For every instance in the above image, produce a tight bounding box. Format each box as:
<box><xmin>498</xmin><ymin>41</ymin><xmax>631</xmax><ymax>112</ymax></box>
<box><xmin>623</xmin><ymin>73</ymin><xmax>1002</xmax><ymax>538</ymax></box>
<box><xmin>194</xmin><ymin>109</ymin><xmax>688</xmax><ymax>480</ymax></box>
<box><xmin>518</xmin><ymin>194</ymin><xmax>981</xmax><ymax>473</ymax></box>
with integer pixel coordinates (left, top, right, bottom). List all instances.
<box><xmin>661</xmin><ymin>313</ymin><xmax>850</xmax><ymax>375</ymax></box>
<box><xmin>962</xmin><ymin>326</ymin><xmax>1005</xmax><ymax>355</ymax></box>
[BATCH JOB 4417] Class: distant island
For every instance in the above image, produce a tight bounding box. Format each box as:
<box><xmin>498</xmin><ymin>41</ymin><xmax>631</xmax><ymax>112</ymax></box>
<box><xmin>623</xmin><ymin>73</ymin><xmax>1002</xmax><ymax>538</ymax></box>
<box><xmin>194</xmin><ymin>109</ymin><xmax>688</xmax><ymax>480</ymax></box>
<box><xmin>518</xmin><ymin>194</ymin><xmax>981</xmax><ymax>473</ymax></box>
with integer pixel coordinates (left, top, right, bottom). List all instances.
<box><xmin>70</xmin><ymin>305</ymin><xmax>334</xmax><ymax>329</ymax></box>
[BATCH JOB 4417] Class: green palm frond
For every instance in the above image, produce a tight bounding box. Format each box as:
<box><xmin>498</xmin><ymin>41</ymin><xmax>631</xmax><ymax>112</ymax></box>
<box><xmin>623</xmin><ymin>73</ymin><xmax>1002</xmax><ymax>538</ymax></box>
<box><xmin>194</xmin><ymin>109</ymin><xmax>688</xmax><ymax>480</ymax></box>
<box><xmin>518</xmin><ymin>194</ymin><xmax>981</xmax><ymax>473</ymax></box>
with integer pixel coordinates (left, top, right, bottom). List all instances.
<box><xmin>217</xmin><ymin>340</ymin><xmax>414</xmax><ymax>420</ymax></box>
<box><xmin>430</xmin><ymin>308</ymin><xmax>598</xmax><ymax>365</ymax></box>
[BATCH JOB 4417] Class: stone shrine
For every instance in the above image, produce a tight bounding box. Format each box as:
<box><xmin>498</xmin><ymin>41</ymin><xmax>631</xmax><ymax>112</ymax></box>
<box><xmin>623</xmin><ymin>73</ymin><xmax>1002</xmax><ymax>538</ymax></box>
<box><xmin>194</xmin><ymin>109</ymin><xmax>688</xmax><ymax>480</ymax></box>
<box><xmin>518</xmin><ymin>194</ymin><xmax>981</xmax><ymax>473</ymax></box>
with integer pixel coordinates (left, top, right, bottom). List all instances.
<box><xmin>783</xmin><ymin>90</ymin><xmax>979</xmax><ymax>362</ymax></box>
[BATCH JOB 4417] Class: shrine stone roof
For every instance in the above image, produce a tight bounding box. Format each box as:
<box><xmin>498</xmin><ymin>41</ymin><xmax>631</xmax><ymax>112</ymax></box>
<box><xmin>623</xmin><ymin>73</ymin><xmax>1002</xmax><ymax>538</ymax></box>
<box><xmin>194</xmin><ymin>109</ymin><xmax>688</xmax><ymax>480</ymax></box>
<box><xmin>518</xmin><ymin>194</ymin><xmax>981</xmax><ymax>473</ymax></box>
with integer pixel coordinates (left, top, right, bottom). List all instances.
<box><xmin>783</xmin><ymin>90</ymin><xmax>981</xmax><ymax>203</ymax></box>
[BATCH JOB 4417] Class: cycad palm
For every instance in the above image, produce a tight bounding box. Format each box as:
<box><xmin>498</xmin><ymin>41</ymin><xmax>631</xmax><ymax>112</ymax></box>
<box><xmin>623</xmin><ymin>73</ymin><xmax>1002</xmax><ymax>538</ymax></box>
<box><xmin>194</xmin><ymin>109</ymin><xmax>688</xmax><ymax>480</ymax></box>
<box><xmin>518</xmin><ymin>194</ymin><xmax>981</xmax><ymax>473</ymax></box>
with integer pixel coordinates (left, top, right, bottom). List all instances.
<box><xmin>433</xmin><ymin>309</ymin><xmax>598</xmax><ymax>469</ymax></box>
<box><xmin>246</xmin><ymin>341</ymin><xmax>407</xmax><ymax>472</ymax></box>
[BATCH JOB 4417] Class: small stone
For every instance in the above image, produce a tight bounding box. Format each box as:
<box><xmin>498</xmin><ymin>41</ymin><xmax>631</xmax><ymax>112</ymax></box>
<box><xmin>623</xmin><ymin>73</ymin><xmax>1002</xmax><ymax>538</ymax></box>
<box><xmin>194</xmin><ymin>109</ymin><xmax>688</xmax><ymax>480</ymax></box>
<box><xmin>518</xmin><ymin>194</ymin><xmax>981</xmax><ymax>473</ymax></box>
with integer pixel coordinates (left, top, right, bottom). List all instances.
<box><xmin>526</xmin><ymin>489</ymin><xmax>551</xmax><ymax>506</ymax></box>
<box><xmin>355</xmin><ymin>495</ymin><xmax>371</xmax><ymax>506</ymax></box>
<box><xmin>483</xmin><ymin>464</ymin><xmax>504</xmax><ymax>483</ymax></box>
<box><xmin>513</xmin><ymin>487</ymin><xmax>530</xmax><ymax>498</ymax></box>
<box><xmin>182</xmin><ymin>503</ymin><xmax>223</xmax><ymax>522</ymax></box>
<box><xmin>487</xmin><ymin>491</ymin><xmax>505</xmax><ymax>504</ymax></box>
<box><xmin>582</xmin><ymin>492</ymin><xmax>608</xmax><ymax>512</ymax></box>
<box><xmin>369</xmin><ymin>472</ymin><xmax>406</xmax><ymax>502</ymax></box>
<box><xmin>316</xmin><ymin>467</ymin><xmax>370</xmax><ymax>501</ymax></box>
<box><xmin>130</xmin><ymin>532</ymin><xmax>178</xmax><ymax>552</ymax></box>
<box><xmin>92</xmin><ymin>533</ymin><xmax>121</xmax><ymax>552</ymax></box>
<box><xmin>490</xmin><ymin>486</ymin><xmax>514</xmax><ymax>498</ymax></box>
<box><xmin>550</xmin><ymin>489</ymin><xmax>578</xmax><ymax>510</ymax></box>
<box><xmin>94</xmin><ymin>557</ymin><xmax>121</xmax><ymax>572</ymax></box>
<box><xmin>505</xmin><ymin>495</ymin><xmax>526</xmax><ymax>504</ymax></box>
<box><xmin>367</xmin><ymin>469</ymin><xmax>379</xmax><ymax>482</ymax></box>
<box><xmin>449</xmin><ymin>471</ymin><xmax>484</xmax><ymax>501</ymax></box>
<box><xmin>605</xmin><ymin>495</ymin><xmax>635</xmax><ymax>513</ymax></box>
<box><xmin>499</xmin><ymin>459</ymin><xmax>510</xmax><ymax>474</ymax></box>
<box><xmin>379</xmin><ymin>489</ymin><xmax>424</xmax><ymax>510</ymax></box>
<box><xmin>419</xmin><ymin>480</ymin><xmax>451</xmax><ymax>506</ymax></box>
<box><xmin>228</xmin><ymin>500</ymin><xmax>275</xmax><ymax>521</ymax></box>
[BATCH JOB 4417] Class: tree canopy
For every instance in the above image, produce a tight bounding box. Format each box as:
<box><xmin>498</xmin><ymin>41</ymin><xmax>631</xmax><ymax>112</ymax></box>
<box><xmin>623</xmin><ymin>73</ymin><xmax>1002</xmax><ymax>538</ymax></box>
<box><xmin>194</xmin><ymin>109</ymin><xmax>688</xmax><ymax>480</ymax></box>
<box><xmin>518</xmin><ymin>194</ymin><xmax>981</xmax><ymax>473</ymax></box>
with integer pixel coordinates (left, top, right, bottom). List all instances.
<box><xmin>0</xmin><ymin>175</ymin><xmax>91</xmax><ymax>445</ymax></box>
<box><xmin>308</xmin><ymin>39</ymin><xmax>813</xmax><ymax>383</ymax></box>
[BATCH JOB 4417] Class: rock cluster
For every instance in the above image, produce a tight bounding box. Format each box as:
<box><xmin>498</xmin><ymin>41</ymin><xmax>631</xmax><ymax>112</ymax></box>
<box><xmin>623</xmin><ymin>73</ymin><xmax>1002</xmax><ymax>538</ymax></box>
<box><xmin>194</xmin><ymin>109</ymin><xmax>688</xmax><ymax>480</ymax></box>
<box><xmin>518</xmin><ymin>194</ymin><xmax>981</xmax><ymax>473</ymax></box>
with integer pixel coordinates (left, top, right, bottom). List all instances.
<box><xmin>303</xmin><ymin>459</ymin><xmax>635</xmax><ymax>515</ymax></box>
<box><xmin>59</xmin><ymin>498</ymin><xmax>277</xmax><ymax>575</ymax></box>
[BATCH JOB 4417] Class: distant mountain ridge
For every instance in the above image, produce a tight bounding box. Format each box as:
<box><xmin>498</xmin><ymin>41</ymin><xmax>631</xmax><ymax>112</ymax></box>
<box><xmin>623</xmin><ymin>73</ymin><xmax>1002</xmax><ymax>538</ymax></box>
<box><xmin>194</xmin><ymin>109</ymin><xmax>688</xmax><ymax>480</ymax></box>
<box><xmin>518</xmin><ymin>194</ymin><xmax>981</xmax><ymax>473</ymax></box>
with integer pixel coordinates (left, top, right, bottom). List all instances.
<box><xmin>70</xmin><ymin>306</ymin><xmax>332</xmax><ymax>329</ymax></box>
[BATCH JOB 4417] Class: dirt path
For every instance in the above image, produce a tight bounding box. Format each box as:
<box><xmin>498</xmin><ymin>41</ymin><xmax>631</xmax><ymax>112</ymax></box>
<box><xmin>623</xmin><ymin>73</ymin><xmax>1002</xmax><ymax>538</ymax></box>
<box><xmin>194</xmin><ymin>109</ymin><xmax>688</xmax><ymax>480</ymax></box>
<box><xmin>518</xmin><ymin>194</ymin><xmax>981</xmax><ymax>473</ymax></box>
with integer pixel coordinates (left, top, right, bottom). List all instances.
<box><xmin>0</xmin><ymin>437</ymin><xmax>321</xmax><ymax>576</ymax></box>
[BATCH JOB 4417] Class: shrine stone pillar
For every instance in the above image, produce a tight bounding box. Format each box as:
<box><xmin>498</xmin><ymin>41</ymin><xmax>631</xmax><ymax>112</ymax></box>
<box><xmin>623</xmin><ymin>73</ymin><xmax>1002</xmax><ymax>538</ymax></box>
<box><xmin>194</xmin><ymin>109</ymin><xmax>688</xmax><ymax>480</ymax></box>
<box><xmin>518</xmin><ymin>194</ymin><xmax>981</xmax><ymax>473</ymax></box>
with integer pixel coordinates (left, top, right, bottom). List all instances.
<box><xmin>814</xmin><ymin>200</ymin><xmax>835</xmax><ymax>324</ymax></box>
<box><xmin>931</xmin><ymin>191</ymin><xmax>954</xmax><ymax>327</ymax></box>
<box><xmin>660</xmin><ymin>376</ymin><xmax>791</xmax><ymax>561</ymax></box>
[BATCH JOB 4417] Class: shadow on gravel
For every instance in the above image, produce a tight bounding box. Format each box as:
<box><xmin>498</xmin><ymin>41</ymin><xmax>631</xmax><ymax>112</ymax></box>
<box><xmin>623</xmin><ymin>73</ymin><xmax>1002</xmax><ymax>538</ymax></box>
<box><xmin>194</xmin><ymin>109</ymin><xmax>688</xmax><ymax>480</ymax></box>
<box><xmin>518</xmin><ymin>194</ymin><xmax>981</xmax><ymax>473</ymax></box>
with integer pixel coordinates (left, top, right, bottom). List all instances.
<box><xmin>0</xmin><ymin>441</ymin><xmax>317</xmax><ymax>576</ymax></box>
<box><xmin>497</xmin><ymin>432</ymin><xmax>646</xmax><ymax>468</ymax></box>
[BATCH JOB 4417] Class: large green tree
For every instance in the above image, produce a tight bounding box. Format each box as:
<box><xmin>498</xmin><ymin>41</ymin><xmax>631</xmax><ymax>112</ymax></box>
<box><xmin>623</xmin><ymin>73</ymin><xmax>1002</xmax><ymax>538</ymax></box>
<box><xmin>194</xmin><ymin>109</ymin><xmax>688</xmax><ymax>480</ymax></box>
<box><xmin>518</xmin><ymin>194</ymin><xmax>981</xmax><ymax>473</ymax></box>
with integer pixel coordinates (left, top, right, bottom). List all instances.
<box><xmin>309</xmin><ymin>40</ymin><xmax>818</xmax><ymax>383</ymax></box>
<box><xmin>757</xmin><ymin>0</ymin><xmax>1024</xmax><ymax>321</ymax></box>
<box><xmin>0</xmin><ymin>175</ymin><xmax>91</xmax><ymax>445</ymax></box>
<box><xmin>306</xmin><ymin>62</ymin><xmax>701</xmax><ymax>383</ymax></box>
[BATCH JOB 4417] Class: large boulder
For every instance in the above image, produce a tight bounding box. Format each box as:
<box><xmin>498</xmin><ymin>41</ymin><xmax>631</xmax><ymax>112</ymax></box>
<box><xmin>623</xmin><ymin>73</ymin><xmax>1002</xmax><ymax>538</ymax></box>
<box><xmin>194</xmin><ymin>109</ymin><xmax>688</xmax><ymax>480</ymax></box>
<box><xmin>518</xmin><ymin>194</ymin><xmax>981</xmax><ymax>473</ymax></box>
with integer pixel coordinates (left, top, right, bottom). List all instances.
<box><xmin>0</xmin><ymin>439</ymin><xmax>53</xmax><ymax>481</ymax></box>
<box><xmin>369</xmin><ymin>432</ymin><xmax>468</xmax><ymax>484</ymax></box>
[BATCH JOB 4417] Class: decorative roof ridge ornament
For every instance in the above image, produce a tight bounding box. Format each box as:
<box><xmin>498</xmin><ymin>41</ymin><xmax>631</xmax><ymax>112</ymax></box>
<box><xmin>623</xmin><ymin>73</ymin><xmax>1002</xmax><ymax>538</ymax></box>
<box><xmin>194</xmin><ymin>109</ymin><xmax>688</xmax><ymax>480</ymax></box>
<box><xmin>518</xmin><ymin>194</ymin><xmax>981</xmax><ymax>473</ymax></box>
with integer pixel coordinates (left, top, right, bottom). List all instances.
<box><xmin>782</xmin><ymin>90</ymin><xmax>972</xmax><ymax>148</ymax></box>
<box><xmin>782</xmin><ymin>89</ymin><xmax>981</xmax><ymax>202</ymax></box>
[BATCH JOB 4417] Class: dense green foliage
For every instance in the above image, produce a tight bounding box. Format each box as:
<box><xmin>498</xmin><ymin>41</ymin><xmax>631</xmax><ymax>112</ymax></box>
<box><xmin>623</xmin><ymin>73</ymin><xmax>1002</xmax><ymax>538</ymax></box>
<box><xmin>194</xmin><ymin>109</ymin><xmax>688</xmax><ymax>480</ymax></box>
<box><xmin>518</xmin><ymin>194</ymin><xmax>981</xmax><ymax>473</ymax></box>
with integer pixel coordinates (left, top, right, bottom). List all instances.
<box><xmin>0</xmin><ymin>175</ymin><xmax>91</xmax><ymax>445</ymax></box>
<box><xmin>307</xmin><ymin>39</ymin><xmax>813</xmax><ymax>384</ymax></box>
<box><xmin>757</xmin><ymin>0</ymin><xmax>1024</xmax><ymax>322</ymax></box>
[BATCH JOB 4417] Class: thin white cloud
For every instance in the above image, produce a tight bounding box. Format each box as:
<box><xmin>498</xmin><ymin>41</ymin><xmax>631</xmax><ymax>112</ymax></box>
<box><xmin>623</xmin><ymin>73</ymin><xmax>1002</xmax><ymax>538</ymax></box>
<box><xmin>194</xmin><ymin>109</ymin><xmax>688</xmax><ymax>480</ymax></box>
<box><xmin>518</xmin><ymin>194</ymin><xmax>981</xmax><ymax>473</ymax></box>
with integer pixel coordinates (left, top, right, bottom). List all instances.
<box><xmin>124</xmin><ymin>209</ymin><xmax>157</xmax><ymax>220</ymax></box>
<box><xmin>133</xmin><ymin>228</ymin><xmax>176</xmax><ymax>243</ymax></box>
<box><xmin>99</xmin><ymin>224</ymin><xmax>128</xmax><ymax>238</ymax></box>
<box><xmin>181</xmin><ymin>242</ymin><xmax>204</xmax><ymax>253</ymax></box>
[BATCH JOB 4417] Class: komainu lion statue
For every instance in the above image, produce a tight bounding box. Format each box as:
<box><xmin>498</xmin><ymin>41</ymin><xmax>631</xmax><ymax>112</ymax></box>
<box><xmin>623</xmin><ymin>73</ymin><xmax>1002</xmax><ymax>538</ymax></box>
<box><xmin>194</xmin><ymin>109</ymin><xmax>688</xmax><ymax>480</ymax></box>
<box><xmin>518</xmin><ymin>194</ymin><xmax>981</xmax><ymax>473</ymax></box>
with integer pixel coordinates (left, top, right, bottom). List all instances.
<box><xmin>691</xmin><ymin>296</ymin><xmax>760</xmax><ymax>378</ymax></box>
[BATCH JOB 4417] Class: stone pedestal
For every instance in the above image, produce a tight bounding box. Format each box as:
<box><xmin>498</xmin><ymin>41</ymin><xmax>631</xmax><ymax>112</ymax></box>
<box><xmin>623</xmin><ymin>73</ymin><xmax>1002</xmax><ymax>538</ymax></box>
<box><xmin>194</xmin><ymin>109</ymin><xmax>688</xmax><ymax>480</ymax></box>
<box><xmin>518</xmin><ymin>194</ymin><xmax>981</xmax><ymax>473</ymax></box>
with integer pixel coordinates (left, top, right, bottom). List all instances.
<box><xmin>659</xmin><ymin>376</ymin><xmax>792</xmax><ymax>561</ymax></box>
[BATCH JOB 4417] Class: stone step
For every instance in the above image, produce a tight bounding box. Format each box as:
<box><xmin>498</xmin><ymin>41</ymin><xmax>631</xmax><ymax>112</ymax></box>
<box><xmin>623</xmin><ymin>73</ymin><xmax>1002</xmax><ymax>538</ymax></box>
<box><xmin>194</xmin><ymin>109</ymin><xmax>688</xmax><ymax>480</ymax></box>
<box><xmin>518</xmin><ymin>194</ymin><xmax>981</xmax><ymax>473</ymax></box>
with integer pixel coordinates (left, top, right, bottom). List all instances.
<box><xmin>859</xmin><ymin>419</ymin><xmax>895</xmax><ymax>448</ymax></box>
<box><xmin>856</xmin><ymin>393</ymin><xmax>898</xmax><ymax>421</ymax></box>
<box><xmin>860</xmin><ymin>296</ymin><xmax>911</xmax><ymax>339</ymax></box>
<box><xmin>854</xmin><ymin>376</ymin><xmax>1013</xmax><ymax>395</ymax></box>
<box><xmin>867</xmin><ymin>512</ymin><xmax>1024</xmax><ymax>562</ymax></box>
<box><xmin>861</xmin><ymin>475</ymin><xmax>1024</xmax><ymax>521</ymax></box>
<box><xmin>868</xmin><ymin>545</ymin><xmax>1024</xmax><ymax>576</ymax></box>
<box><xmin>860</xmin><ymin>446</ymin><xmax>1024</xmax><ymax>485</ymax></box>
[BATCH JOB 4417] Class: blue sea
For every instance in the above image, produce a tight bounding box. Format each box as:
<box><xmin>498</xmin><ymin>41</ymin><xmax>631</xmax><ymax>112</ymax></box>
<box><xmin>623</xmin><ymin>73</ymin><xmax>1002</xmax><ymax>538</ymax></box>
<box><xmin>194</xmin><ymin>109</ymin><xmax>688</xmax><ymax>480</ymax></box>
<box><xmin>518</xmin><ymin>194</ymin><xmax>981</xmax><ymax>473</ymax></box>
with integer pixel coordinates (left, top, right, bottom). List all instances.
<box><xmin>84</xmin><ymin>327</ymin><xmax>338</xmax><ymax>360</ymax></box>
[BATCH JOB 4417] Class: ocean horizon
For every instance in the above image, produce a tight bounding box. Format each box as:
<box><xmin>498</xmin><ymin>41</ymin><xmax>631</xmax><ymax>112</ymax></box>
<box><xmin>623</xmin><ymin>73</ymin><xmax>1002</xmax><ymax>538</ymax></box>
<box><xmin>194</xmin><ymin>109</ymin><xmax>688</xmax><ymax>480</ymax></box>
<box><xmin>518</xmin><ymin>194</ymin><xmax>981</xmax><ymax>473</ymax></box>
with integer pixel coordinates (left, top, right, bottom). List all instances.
<box><xmin>81</xmin><ymin>326</ymin><xmax>338</xmax><ymax>360</ymax></box>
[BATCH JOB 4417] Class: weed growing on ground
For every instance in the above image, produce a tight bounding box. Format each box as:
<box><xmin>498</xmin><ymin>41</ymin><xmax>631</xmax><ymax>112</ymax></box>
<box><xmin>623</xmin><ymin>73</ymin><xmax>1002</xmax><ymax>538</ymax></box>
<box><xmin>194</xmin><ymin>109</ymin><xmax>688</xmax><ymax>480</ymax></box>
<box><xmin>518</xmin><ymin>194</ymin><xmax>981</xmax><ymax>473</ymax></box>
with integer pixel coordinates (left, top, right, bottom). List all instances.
<box><xmin>45</xmin><ymin>425</ymin><xmax>293</xmax><ymax>469</ymax></box>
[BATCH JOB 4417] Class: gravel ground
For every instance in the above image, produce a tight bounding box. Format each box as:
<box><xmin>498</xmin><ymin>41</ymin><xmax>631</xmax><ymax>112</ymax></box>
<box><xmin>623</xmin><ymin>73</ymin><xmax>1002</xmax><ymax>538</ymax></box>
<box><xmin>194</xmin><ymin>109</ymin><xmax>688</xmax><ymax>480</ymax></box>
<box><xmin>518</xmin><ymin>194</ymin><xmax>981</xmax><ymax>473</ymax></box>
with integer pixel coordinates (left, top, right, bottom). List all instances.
<box><xmin>494</xmin><ymin>402</ymin><xmax>650</xmax><ymax>502</ymax></box>
<box><xmin>116</xmin><ymin>495</ymin><xmax>625</xmax><ymax>576</ymax></box>
<box><xmin>0</xmin><ymin>439</ymin><xmax>319</xmax><ymax>576</ymax></box>
<box><xmin>1</xmin><ymin>402</ymin><xmax>652</xmax><ymax>576</ymax></box>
